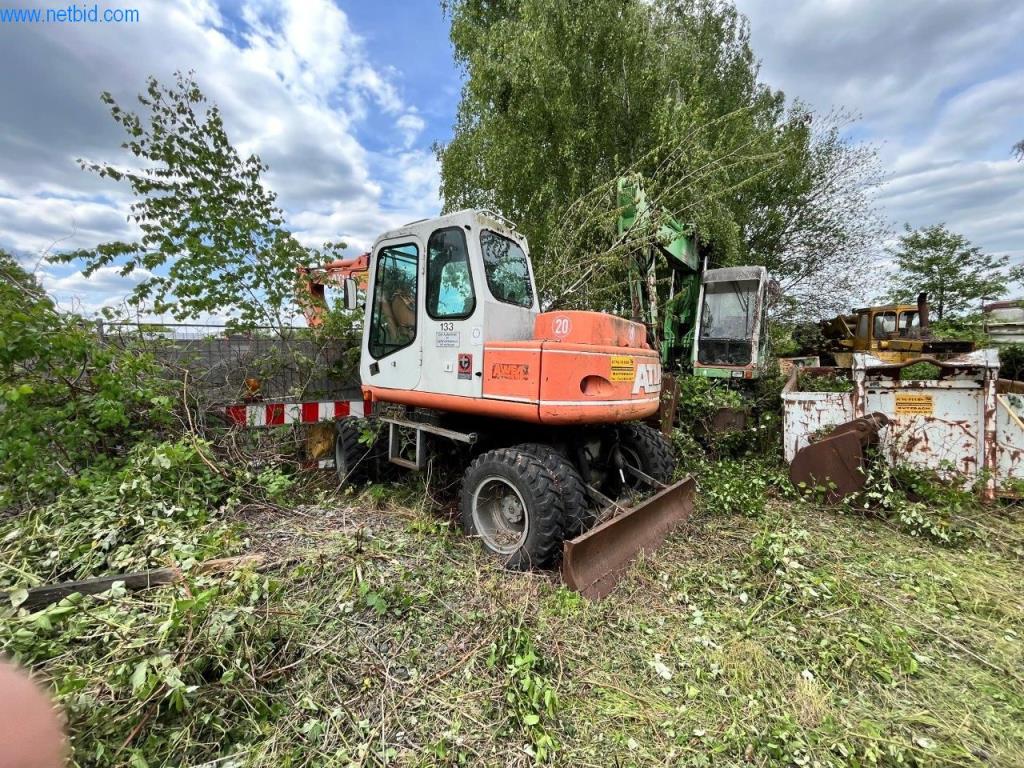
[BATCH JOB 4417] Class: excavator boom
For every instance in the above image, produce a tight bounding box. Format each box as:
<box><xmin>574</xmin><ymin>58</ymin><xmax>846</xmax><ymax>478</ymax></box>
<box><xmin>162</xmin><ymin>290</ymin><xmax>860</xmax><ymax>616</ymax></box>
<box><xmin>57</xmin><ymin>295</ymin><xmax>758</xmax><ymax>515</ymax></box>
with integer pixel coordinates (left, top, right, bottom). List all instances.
<box><xmin>297</xmin><ymin>252</ymin><xmax>370</xmax><ymax>327</ymax></box>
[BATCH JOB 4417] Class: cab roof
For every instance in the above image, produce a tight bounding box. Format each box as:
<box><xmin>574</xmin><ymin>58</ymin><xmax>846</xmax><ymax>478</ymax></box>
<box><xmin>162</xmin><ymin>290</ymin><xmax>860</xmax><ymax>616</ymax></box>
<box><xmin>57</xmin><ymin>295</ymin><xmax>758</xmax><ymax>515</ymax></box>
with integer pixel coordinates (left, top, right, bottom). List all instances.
<box><xmin>853</xmin><ymin>303</ymin><xmax>918</xmax><ymax>314</ymax></box>
<box><xmin>373</xmin><ymin>209</ymin><xmax>525</xmax><ymax>250</ymax></box>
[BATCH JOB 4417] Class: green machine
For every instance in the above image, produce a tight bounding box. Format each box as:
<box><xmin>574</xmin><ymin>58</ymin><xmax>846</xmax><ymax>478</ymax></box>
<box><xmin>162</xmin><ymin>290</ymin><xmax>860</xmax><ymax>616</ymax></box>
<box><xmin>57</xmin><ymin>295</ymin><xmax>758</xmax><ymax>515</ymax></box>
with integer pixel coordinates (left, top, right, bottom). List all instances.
<box><xmin>616</xmin><ymin>175</ymin><xmax>770</xmax><ymax>383</ymax></box>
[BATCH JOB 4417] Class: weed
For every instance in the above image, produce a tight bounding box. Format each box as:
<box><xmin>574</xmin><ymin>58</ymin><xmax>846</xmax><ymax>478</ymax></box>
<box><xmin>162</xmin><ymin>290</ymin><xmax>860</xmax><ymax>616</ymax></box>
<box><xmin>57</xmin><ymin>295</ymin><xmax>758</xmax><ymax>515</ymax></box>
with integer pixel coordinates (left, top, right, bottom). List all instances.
<box><xmin>848</xmin><ymin>458</ymin><xmax>977</xmax><ymax>545</ymax></box>
<box><xmin>696</xmin><ymin>456</ymin><xmax>795</xmax><ymax>516</ymax></box>
<box><xmin>798</xmin><ymin>370</ymin><xmax>854</xmax><ymax>392</ymax></box>
<box><xmin>900</xmin><ymin>361</ymin><xmax>942</xmax><ymax>380</ymax></box>
<box><xmin>0</xmin><ymin>440</ymin><xmax>239</xmax><ymax>587</ymax></box>
<box><xmin>486</xmin><ymin>620</ymin><xmax>560</xmax><ymax>763</ymax></box>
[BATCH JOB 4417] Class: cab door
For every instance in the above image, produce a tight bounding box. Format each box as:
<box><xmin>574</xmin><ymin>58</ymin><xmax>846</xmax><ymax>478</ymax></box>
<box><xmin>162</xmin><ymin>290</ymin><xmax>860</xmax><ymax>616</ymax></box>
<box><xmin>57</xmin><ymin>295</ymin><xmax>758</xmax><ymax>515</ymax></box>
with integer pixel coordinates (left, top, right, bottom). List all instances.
<box><xmin>361</xmin><ymin>238</ymin><xmax>423</xmax><ymax>392</ymax></box>
<box><xmin>418</xmin><ymin>225</ymin><xmax>483</xmax><ymax>398</ymax></box>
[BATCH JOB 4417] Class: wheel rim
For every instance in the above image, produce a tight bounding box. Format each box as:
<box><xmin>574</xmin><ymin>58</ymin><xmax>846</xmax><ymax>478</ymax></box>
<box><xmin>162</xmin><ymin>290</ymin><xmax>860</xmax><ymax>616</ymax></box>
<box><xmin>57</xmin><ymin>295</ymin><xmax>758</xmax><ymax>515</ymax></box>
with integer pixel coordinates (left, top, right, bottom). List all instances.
<box><xmin>619</xmin><ymin>445</ymin><xmax>645</xmax><ymax>492</ymax></box>
<box><xmin>472</xmin><ymin>475</ymin><xmax>529</xmax><ymax>555</ymax></box>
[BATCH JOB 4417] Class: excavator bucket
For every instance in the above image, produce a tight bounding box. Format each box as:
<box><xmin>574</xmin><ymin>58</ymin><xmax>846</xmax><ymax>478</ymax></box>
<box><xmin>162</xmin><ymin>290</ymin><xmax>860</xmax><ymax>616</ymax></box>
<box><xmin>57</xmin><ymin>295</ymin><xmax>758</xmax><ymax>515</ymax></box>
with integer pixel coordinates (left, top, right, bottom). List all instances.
<box><xmin>561</xmin><ymin>475</ymin><xmax>696</xmax><ymax>599</ymax></box>
<box><xmin>788</xmin><ymin>413</ymin><xmax>889</xmax><ymax>503</ymax></box>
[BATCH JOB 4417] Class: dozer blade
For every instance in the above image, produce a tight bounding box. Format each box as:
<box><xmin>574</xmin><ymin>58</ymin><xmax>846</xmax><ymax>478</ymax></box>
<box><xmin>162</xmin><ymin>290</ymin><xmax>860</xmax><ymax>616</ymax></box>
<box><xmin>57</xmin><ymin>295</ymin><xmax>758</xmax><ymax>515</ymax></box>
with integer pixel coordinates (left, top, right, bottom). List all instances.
<box><xmin>561</xmin><ymin>476</ymin><xmax>695</xmax><ymax>599</ymax></box>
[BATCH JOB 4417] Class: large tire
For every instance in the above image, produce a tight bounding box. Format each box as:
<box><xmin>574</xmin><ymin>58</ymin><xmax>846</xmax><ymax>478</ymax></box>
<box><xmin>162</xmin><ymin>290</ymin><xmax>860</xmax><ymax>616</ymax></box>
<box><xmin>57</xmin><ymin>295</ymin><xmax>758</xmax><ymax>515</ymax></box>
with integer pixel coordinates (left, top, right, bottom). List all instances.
<box><xmin>460</xmin><ymin>447</ymin><xmax>567</xmax><ymax>570</ymax></box>
<box><xmin>514</xmin><ymin>443</ymin><xmax>593</xmax><ymax>537</ymax></box>
<box><xmin>618</xmin><ymin>422</ymin><xmax>676</xmax><ymax>485</ymax></box>
<box><xmin>335</xmin><ymin>417</ymin><xmax>384</xmax><ymax>487</ymax></box>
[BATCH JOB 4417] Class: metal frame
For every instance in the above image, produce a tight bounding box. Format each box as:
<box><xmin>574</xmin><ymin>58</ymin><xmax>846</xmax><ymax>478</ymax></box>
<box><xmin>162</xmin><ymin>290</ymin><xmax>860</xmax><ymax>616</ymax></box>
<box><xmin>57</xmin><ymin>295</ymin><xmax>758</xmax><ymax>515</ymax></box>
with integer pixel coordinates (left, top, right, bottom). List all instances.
<box><xmin>381</xmin><ymin>416</ymin><xmax>477</xmax><ymax>471</ymax></box>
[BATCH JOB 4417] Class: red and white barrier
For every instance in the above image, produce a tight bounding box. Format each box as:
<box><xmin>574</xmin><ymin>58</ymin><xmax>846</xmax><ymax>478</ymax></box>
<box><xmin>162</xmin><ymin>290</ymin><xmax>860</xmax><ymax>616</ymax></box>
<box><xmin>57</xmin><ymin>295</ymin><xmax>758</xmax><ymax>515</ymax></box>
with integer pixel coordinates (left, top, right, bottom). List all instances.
<box><xmin>225</xmin><ymin>397</ymin><xmax>371</xmax><ymax>428</ymax></box>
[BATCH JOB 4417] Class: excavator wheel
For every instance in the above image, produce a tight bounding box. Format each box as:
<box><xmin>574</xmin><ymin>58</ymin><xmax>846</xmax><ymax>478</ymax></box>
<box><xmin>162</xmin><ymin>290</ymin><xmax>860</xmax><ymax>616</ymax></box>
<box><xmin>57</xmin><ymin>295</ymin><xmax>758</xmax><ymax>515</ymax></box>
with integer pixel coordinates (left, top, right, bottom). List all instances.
<box><xmin>334</xmin><ymin>416</ymin><xmax>386</xmax><ymax>487</ymax></box>
<box><xmin>617</xmin><ymin>423</ymin><xmax>677</xmax><ymax>486</ymax></box>
<box><xmin>513</xmin><ymin>443</ymin><xmax>593</xmax><ymax>537</ymax></box>
<box><xmin>461</xmin><ymin>447</ymin><xmax>567</xmax><ymax>570</ymax></box>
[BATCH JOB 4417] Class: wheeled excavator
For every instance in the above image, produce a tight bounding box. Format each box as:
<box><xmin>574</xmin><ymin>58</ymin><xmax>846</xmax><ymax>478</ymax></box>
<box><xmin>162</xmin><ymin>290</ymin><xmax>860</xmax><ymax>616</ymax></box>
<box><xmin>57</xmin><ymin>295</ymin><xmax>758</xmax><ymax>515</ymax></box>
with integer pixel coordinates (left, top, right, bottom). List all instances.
<box><xmin>300</xmin><ymin>210</ymin><xmax>694</xmax><ymax>598</ymax></box>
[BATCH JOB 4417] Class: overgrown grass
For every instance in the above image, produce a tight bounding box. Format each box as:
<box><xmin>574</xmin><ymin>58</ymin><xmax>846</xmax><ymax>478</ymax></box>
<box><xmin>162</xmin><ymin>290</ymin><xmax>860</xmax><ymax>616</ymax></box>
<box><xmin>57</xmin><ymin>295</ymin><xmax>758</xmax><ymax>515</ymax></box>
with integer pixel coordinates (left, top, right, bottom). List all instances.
<box><xmin>2</xmin><ymin>457</ymin><xmax>1022</xmax><ymax>766</ymax></box>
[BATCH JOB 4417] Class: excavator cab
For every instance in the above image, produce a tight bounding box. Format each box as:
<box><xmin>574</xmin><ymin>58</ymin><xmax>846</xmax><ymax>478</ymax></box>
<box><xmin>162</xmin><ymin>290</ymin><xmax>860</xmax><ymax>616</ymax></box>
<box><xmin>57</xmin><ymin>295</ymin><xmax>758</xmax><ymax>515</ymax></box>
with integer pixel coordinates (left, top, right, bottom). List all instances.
<box><xmin>692</xmin><ymin>266</ymin><xmax>769</xmax><ymax>380</ymax></box>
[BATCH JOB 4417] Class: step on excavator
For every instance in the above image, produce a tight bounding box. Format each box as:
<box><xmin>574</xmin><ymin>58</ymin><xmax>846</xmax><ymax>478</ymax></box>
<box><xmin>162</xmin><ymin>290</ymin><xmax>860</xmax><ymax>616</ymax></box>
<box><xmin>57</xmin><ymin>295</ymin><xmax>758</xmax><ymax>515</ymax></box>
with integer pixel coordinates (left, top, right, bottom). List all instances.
<box><xmin>299</xmin><ymin>209</ymin><xmax>694</xmax><ymax>597</ymax></box>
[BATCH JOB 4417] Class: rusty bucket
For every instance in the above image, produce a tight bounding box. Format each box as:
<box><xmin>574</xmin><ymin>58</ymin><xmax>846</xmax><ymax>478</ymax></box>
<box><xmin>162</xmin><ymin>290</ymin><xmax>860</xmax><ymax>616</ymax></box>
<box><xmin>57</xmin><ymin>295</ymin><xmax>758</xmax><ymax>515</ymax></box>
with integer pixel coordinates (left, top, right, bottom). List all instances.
<box><xmin>561</xmin><ymin>475</ymin><xmax>695</xmax><ymax>599</ymax></box>
<box><xmin>788</xmin><ymin>413</ymin><xmax>889</xmax><ymax>503</ymax></box>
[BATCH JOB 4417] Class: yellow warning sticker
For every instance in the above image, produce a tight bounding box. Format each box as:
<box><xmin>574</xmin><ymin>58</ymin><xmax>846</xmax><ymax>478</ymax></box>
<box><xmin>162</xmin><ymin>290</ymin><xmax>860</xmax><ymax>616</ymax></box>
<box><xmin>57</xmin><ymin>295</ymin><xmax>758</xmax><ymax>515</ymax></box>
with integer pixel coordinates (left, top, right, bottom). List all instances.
<box><xmin>610</xmin><ymin>355</ymin><xmax>635</xmax><ymax>382</ymax></box>
<box><xmin>895</xmin><ymin>392</ymin><xmax>933</xmax><ymax>416</ymax></box>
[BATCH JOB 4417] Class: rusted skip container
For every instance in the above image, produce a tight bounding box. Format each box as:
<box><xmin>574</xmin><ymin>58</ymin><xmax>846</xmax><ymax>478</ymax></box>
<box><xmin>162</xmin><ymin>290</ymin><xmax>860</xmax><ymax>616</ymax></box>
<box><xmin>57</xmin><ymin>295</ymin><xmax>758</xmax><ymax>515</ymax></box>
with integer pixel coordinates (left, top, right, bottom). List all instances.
<box><xmin>782</xmin><ymin>350</ymin><xmax>1024</xmax><ymax>499</ymax></box>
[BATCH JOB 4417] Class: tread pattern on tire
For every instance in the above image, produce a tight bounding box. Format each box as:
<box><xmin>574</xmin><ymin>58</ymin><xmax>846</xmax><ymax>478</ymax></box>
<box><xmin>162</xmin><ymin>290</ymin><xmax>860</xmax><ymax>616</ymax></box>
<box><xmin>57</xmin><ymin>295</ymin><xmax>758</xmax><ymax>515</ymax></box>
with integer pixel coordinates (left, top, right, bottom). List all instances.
<box><xmin>619</xmin><ymin>423</ymin><xmax>677</xmax><ymax>484</ymax></box>
<box><xmin>513</xmin><ymin>442</ymin><xmax>592</xmax><ymax>537</ymax></box>
<box><xmin>460</xmin><ymin>447</ymin><xmax>567</xmax><ymax>570</ymax></box>
<box><xmin>335</xmin><ymin>416</ymin><xmax>380</xmax><ymax>486</ymax></box>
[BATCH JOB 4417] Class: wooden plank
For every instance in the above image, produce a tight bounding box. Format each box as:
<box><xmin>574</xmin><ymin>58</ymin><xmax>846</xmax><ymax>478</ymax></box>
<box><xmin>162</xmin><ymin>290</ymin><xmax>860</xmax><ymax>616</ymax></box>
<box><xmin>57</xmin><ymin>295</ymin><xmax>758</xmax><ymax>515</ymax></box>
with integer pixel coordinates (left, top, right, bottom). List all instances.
<box><xmin>2</xmin><ymin>554</ymin><xmax>266</xmax><ymax>612</ymax></box>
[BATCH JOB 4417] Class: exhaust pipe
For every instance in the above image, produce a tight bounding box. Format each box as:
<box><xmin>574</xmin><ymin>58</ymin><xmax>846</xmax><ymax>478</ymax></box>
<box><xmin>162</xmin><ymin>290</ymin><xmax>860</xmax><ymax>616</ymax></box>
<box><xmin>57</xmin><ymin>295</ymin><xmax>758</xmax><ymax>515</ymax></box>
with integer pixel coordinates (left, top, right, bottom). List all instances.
<box><xmin>917</xmin><ymin>292</ymin><xmax>930</xmax><ymax>337</ymax></box>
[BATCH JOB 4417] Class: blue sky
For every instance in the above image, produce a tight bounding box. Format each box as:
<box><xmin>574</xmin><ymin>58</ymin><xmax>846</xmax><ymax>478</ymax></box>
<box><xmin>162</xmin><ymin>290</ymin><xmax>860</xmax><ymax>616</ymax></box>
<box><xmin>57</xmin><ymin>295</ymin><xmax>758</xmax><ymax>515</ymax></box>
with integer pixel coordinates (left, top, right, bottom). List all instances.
<box><xmin>1</xmin><ymin>0</ymin><xmax>1022</xmax><ymax>316</ymax></box>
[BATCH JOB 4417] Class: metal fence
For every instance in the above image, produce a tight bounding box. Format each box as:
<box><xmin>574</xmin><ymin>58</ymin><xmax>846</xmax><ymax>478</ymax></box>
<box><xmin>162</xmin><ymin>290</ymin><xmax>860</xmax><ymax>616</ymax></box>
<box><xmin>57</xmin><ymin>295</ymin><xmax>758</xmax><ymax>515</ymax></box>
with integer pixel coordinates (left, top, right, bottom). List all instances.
<box><xmin>99</xmin><ymin>322</ymin><xmax>362</xmax><ymax>405</ymax></box>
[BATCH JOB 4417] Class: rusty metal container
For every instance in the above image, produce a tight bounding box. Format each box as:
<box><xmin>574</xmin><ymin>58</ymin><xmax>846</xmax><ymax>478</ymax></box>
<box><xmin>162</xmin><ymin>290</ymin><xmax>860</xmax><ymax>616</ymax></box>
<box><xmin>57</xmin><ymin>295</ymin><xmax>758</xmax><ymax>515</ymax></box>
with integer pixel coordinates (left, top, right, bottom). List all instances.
<box><xmin>782</xmin><ymin>349</ymin><xmax>1024</xmax><ymax>499</ymax></box>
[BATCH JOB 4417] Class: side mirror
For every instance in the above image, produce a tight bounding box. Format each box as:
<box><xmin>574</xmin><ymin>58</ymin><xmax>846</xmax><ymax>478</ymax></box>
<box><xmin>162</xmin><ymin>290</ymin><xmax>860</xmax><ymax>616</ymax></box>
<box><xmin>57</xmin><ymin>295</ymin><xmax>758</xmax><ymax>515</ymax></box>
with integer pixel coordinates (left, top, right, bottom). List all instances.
<box><xmin>343</xmin><ymin>277</ymin><xmax>358</xmax><ymax>311</ymax></box>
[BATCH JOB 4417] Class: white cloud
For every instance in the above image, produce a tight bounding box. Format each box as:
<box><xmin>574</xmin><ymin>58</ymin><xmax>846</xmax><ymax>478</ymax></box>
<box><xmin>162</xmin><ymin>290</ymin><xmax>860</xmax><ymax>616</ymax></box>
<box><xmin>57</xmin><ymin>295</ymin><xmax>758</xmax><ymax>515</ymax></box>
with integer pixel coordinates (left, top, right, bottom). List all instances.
<box><xmin>397</xmin><ymin>113</ymin><xmax>427</xmax><ymax>149</ymax></box>
<box><xmin>0</xmin><ymin>0</ymin><xmax>444</xmax><ymax>312</ymax></box>
<box><xmin>37</xmin><ymin>264</ymin><xmax>154</xmax><ymax>315</ymax></box>
<box><xmin>737</xmin><ymin>0</ymin><xmax>1024</xmax><ymax>302</ymax></box>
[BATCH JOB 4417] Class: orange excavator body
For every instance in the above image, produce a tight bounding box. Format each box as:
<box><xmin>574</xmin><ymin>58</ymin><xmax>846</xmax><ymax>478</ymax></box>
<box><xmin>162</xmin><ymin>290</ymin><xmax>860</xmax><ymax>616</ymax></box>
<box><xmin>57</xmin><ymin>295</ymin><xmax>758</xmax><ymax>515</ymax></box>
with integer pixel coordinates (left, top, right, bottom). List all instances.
<box><xmin>363</xmin><ymin>310</ymin><xmax>662</xmax><ymax>425</ymax></box>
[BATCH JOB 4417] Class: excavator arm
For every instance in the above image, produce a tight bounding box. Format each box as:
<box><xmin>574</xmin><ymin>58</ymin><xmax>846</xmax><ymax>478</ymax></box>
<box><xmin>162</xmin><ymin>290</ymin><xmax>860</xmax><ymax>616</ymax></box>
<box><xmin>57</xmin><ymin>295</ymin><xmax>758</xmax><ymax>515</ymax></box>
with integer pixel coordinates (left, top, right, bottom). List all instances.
<box><xmin>615</xmin><ymin>175</ymin><xmax>702</xmax><ymax>370</ymax></box>
<box><xmin>297</xmin><ymin>253</ymin><xmax>370</xmax><ymax>327</ymax></box>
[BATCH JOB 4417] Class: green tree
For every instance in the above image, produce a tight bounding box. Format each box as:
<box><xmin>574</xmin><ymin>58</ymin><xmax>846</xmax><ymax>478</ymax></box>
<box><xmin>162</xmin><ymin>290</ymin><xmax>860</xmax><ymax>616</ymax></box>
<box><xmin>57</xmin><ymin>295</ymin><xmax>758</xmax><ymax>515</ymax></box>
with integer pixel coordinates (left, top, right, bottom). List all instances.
<box><xmin>57</xmin><ymin>72</ymin><xmax>307</xmax><ymax>329</ymax></box>
<box><xmin>884</xmin><ymin>224</ymin><xmax>1023</xmax><ymax>320</ymax></box>
<box><xmin>0</xmin><ymin>250</ymin><xmax>174</xmax><ymax>510</ymax></box>
<box><xmin>438</xmin><ymin>0</ymin><xmax>884</xmax><ymax>317</ymax></box>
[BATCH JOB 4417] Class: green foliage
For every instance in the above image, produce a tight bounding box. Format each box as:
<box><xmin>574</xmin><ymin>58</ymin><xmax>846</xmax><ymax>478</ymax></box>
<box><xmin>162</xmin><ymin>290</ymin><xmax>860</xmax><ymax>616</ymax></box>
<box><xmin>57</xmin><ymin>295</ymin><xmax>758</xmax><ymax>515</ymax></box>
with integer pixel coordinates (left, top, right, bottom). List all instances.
<box><xmin>797</xmin><ymin>370</ymin><xmax>853</xmax><ymax>392</ymax></box>
<box><xmin>57</xmin><ymin>72</ymin><xmax>309</xmax><ymax>329</ymax></box>
<box><xmin>748</xmin><ymin>523</ymin><xmax>837</xmax><ymax>607</ymax></box>
<box><xmin>787</xmin><ymin>321</ymin><xmax>829</xmax><ymax>357</ymax></box>
<box><xmin>1</xmin><ymin>570</ymin><xmax>288</xmax><ymax>768</ymax></box>
<box><xmin>696</xmin><ymin>456</ymin><xmax>793</xmax><ymax>516</ymax></box>
<box><xmin>0</xmin><ymin>440</ymin><xmax>238</xmax><ymax>587</ymax></box>
<box><xmin>884</xmin><ymin>224</ymin><xmax>1024</xmax><ymax>320</ymax></box>
<box><xmin>487</xmin><ymin>620</ymin><xmax>560</xmax><ymax>763</ymax></box>
<box><xmin>317</xmin><ymin>304</ymin><xmax>363</xmax><ymax>383</ymax></box>
<box><xmin>930</xmin><ymin>313</ymin><xmax>989</xmax><ymax>344</ymax></box>
<box><xmin>0</xmin><ymin>251</ymin><xmax>176</xmax><ymax>511</ymax></box>
<box><xmin>675</xmin><ymin>375</ymin><xmax>743</xmax><ymax>433</ymax></box>
<box><xmin>846</xmin><ymin>459</ymin><xmax>976</xmax><ymax>546</ymax></box>
<box><xmin>899</xmin><ymin>362</ymin><xmax>941</xmax><ymax>381</ymax></box>
<box><xmin>440</xmin><ymin>0</ymin><xmax>884</xmax><ymax>316</ymax></box>
<box><xmin>999</xmin><ymin>343</ymin><xmax>1024</xmax><ymax>381</ymax></box>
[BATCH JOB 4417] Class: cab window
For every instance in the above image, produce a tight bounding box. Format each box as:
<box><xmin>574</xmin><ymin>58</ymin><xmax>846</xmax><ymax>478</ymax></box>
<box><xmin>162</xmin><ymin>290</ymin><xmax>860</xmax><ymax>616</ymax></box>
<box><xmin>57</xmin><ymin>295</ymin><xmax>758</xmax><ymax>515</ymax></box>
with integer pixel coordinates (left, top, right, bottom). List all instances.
<box><xmin>898</xmin><ymin>311</ymin><xmax>919</xmax><ymax>333</ymax></box>
<box><xmin>873</xmin><ymin>311</ymin><xmax>896</xmax><ymax>339</ymax></box>
<box><xmin>368</xmin><ymin>243</ymin><xmax>418</xmax><ymax>359</ymax></box>
<box><xmin>427</xmin><ymin>227</ymin><xmax>475</xmax><ymax>319</ymax></box>
<box><xmin>480</xmin><ymin>229</ymin><xmax>533</xmax><ymax>308</ymax></box>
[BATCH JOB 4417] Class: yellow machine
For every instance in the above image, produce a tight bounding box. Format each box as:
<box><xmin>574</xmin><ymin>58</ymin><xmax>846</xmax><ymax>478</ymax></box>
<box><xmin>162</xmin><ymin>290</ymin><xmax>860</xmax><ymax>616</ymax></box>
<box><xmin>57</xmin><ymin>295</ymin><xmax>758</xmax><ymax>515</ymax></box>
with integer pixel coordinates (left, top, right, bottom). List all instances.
<box><xmin>823</xmin><ymin>293</ymin><xmax>974</xmax><ymax>367</ymax></box>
